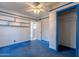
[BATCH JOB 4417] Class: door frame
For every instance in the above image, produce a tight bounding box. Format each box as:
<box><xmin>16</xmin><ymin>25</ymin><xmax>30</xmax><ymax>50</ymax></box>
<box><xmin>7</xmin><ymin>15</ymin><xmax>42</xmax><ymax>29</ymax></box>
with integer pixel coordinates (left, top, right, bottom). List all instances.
<box><xmin>56</xmin><ymin>4</ymin><xmax>78</xmax><ymax>55</ymax></box>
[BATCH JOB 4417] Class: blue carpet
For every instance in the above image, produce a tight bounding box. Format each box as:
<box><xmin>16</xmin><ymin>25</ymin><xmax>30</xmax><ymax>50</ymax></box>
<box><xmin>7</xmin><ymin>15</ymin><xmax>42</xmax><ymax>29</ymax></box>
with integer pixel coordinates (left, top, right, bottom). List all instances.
<box><xmin>0</xmin><ymin>40</ymin><xmax>76</xmax><ymax>57</ymax></box>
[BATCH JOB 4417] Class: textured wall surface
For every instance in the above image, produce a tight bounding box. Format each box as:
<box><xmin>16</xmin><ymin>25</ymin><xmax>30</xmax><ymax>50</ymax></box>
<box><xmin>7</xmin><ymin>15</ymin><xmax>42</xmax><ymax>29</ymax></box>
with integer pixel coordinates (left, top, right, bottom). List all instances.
<box><xmin>36</xmin><ymin>20</ymin><xmax>42</xmax><ymax>40</ymax></box>
<box><xmin>49</xmin><ymin>11</ymin><xmax>56</xmax><ymax>50</ymax></box>
<box><xmin>0</xmin><ymin>27</ymin><xmax>31</xmax><ymax>47</ymax></box>
<box><xmin>41</xmin><ymin>18</ymin><xmax>49</xmax><ymax>42</ymax></box>
<box><xmin>0</xmin><ymin>12</ymin><xmax>31</xmax><ymax>47</ymax></box>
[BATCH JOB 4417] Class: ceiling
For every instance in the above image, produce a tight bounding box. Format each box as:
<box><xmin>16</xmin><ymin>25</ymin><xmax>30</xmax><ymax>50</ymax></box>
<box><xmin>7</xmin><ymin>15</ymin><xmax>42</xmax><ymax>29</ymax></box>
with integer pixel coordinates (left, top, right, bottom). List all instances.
<box><xmin>0</xmin><ymin>2</ymin><xmax>67</xmax><ymax>20</ymax></box>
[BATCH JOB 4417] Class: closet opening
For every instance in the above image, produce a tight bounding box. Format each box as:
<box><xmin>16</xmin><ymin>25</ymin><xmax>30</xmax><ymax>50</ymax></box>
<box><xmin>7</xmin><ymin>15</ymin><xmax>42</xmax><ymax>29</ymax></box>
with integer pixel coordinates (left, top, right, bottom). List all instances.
<box><xmin>57</xmin><ymin>7</ymin><xmax>76</xmax><ymax>54</ymax></box>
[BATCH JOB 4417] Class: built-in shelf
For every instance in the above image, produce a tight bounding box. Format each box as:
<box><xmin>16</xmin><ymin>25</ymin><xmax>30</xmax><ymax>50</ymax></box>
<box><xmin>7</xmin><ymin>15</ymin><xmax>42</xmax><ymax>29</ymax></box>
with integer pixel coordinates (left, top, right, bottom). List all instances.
<box><xmin>0</xmin><ymin>11</ymin><xmax>31</xmax><ymax>27</ymax></box>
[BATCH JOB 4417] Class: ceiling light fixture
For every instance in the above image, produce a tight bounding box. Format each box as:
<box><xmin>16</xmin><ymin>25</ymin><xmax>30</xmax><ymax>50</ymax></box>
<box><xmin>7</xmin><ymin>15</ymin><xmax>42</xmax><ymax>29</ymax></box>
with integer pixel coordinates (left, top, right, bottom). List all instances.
<box><xmin>27</xmin><ymin>2</ymin><xmax>44</xmax><ymax>14</ymax></box>
<box><xmin>33</xmin><ymin>2</ymin><xmax>42</xmax><ymax>14</ymax></box>
<box><xmin>33</xmin><ymin>7</ymin><xmax>42</xmax><ymax>14</ymax></box>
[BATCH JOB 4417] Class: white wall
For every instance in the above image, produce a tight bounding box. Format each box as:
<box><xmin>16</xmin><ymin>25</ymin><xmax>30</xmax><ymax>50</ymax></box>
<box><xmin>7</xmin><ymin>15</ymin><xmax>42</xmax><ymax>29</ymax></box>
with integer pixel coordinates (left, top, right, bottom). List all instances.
<box><xmin>41</xmin><ymin>18</ymin><xmax>50</xmax><ymax>42</ymax></box>
<box><xmin>0</xmin><ymin>27</ymin><xmax>30</xmax><ymax>47</ymax></box>
<box><xmin>0</xmin><ymin>11</ymin><xmax>31</xmax><ymax>47</ymax></box>
<box><xmin>49</xmin><ymin>11</ymin><xmax>56</xmax><ymax>50</ymax></box>
<box><xmin>36</xmin><ymin>20</ymin><xmax>42</xmax><ymax>40</ymax></box>
<box><xmin>40</xmin><ymin>11</ymin><xmax>56</xmax><ymax>50</ymax></box>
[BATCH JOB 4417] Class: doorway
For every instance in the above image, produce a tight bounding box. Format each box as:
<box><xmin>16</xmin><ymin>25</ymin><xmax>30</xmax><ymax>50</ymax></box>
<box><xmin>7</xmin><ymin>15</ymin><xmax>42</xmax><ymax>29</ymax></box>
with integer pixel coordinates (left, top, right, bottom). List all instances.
<box><xmin>56</xmin><ymin>5</ymin><xmax>77</xmax><ymax>55</ymax></box>
<box><xmin>31</xmin><ymin>21</ymin><xmax>37</xmax><ymax>41</ymax></box>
